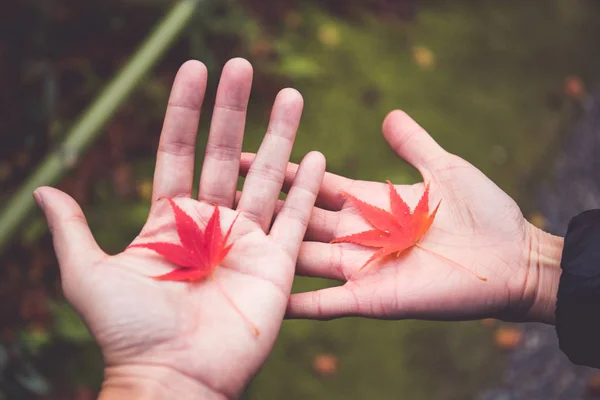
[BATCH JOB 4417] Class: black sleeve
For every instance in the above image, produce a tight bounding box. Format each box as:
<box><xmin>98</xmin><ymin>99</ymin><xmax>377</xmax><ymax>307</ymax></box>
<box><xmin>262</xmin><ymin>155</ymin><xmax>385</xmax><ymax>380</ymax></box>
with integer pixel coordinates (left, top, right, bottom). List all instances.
<box><xmin>556</xmin><ymin>209</ymin><xmax>600</xmax><ymax>368</ymax></box>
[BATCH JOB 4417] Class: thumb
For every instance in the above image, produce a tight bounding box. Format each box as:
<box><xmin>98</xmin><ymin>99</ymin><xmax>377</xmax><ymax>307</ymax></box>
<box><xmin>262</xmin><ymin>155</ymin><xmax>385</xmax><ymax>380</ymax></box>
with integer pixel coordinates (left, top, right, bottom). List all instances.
<box><xmin>34</xmin><ymin>187</ymin><xmax>105</xmax><ymax>276</ymax></box>
<box><xmin>382</xmin><ymin>110</ymin><xmax>448</xmax><ymax>175</ymax></box>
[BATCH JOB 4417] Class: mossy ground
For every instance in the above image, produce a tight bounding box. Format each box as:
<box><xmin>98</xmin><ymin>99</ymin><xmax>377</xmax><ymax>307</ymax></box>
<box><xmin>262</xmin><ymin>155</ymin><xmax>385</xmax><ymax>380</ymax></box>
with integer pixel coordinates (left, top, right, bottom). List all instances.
<box><xmin>16</xmin><ymin>1</ymin><xmax>600</xmax><ymax>398</ymax></box>
<box><xmin>243</xmin><ymin>2</ymin><xmax>600</xmax><ymax>398</ymax></box>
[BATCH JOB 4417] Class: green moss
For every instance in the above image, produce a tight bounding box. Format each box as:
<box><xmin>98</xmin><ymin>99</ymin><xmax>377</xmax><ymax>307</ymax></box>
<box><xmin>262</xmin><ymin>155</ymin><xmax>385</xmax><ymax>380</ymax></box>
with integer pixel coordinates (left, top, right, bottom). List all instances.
<box><xmin>245</xmin><ymin>0</ymin><xmax>600</xmax><ymax>196</ymax></box>
<box><xmin>65</xmin><ymin>1</ymin><xmax>600</xmax><ymax>398</ymax></box>
<box><xmin>241</xmin><ymin>1</ymin><xmax>600</xmax><ymax>398</ymax></box>
<box><xmin>248</xmin><ymin>306</ymin><xmax>500</xmax><ymax>399</ymax></box>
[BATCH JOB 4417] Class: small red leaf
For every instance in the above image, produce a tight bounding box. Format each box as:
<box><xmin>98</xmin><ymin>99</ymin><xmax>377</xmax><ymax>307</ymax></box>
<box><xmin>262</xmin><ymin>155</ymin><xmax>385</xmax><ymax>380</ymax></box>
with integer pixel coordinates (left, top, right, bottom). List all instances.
<box><xmin>128</xmin><ymin>199</ymin><xmax>260</xmax><ymax>335</ymax></box>
<box><xmin>332</xmin><ymin>182</ymin><xmax>486</xmax><ymax>280</ymax></box>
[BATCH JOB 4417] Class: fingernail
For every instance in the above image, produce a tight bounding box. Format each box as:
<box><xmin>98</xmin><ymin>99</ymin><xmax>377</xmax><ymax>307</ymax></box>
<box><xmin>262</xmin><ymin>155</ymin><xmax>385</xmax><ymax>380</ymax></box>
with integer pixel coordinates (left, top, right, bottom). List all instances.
<box><xmin>33</xmin><ymin>189</ymin><xmax>45</xmax><ymax>211</ymax></box>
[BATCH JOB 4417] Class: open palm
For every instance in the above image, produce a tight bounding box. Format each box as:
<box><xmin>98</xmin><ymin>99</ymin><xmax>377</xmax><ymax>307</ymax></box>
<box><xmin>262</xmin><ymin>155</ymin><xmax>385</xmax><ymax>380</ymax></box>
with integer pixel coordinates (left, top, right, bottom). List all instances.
<box><xmin>34</xmin><ymin>59</ymin><xmax>325</xmax><ymax>399</ymax></box>
<box><xmin>241</xmin><ymin>110</ymin><xmax>562</xmax><ymax>325</ymax></box>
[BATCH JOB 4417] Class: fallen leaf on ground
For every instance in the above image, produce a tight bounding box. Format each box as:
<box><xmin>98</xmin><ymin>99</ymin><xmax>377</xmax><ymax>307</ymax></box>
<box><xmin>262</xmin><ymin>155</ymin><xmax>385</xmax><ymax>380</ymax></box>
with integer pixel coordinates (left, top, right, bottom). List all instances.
<box><xmin>412</xmin><ymin>46</ymin><xmax>436</xmax><ymax>69</ymax></box>
<box><xmin>318</xmin><ymin>24</ymin><xmax>340</xmax><ymax>47</ymax></box>
<box><xmin>586</xmin><ymin>373</ymin><xmax>600</xmax><ymax>396</ymax></box>
<box><xmin>564</xmin><ymin>75</ymin><xmax>584</xmax><ymax>98</ymax></box>
<box><xmin>528</xmin><ymin>212</ymin><xmax>546</xmax><ymax>230</ymax></box>
<box><xmin>494</xmin><ymin>326</ymin><xmax>523</xmax><ymax>350</ymax></box>
<box><xmin>313</xmin><ymin>353</ymin><xmax>339</xmax><ymax>377</ymax></box>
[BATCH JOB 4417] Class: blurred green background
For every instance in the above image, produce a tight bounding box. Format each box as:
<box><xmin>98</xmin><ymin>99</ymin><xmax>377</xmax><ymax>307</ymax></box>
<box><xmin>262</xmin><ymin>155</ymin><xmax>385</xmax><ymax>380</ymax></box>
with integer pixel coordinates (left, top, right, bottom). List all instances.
<box><xmin>1</xmin><ymin>0</ymin><xmax>599</xmax><ymax>398</ymax></box>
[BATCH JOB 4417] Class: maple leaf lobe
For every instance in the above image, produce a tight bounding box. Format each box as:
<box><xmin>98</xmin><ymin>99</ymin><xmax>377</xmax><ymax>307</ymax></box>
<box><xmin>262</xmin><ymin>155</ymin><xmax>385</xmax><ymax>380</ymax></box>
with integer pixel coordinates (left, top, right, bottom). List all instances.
<box><xmin>332</xmin><ymin>183</ymin><xmax>486</xmax><ymax>281</ymax></box>
<box><xmin>128</xmin><ymin>198</ymin><xmax>261</xmax><ymax>335</ymax></box>
<box><xmin>128</xmin><ymin>199</ymin><xmax>237</xmax><ymax>281</ymax></box>
<box><xmin>332</xmin><ymin>183</ymin><xmax>438</xmax><ymax>271</ymax></box>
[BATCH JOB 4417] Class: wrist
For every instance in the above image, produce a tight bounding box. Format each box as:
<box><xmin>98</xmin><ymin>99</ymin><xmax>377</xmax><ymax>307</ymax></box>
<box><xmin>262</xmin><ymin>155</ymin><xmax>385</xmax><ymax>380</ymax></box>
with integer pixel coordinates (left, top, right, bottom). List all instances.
<box><xmin>521</xmin><ymin>223</ymin><xmax>563</xmax><ymax>325</ymax></box>
<box><xmin>99</xmin><ymin>364</ymin><xmax>229</xmax><ymax>400</ymax></box>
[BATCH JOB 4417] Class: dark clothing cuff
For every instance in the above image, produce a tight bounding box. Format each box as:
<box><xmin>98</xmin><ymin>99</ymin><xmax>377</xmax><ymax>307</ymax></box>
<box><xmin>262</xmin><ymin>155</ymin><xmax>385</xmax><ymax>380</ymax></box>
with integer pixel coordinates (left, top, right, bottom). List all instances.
<box><xmin>556</xmin><ymin>209</ymin><xmax>600</xmax><ymax>368</ymax></box>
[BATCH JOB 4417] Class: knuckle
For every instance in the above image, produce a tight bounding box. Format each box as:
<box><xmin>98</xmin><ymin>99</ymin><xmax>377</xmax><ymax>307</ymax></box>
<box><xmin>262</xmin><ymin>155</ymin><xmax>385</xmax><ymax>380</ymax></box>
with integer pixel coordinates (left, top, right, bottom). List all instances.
<box><xmin>265</xmin><ymin>126</ymin><xmax>295</xmax><ymax>143</ymax></box>
<box><xmin>215</xmin><ymin>102</ymin><xmax>246</xmax><ymax>113</ymax></box>
<box><xmin>205</xmin><ymin>141</ymin><xmax>240</xmax><ymax>162</ymax></box>
<box><xmin>167</xmin><ymin>102</ymin><xmax>201</xmax><ymax>114</ymax></box>
<box><xmin>280</xmin><ymin>204</ymin><xmax>308</xmax><ymax>230</ymax></box>
<box><xmin>312</xmin><ymin>290</ymin><xmax>323</xmax><ymax>317</ymax></box>
<box><xmin>250</xmin><ymin>162</ymin><xmax>285</xmax><ymax>184</ymax></box>
<box><xmin>241</xmin><ymin>207</ymin><xmax>266</xmax><ymax>228</ymax></box>
<box><xmin>158</xmin><ymin>138</ymin><xmax>196</xmax><ymax>157</ymax></box>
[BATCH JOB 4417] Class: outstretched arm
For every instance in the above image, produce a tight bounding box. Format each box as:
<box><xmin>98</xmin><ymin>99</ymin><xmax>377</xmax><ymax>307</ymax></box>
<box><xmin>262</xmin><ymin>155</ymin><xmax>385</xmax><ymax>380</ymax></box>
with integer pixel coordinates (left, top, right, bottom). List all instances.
<box><xmin>35</xmin><ymin>58</ymin><xmax>325</xmax><ymax>399</ymax></box>
<box><xmin>241</xmin><ymin>110</ymin><xmax>564</xmax><ymax>325</ymax></box>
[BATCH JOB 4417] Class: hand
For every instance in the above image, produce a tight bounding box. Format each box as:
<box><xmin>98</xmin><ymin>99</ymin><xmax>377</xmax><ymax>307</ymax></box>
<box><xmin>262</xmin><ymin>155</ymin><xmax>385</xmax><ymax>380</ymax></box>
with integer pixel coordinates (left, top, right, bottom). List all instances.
<box><xmin>241</xmin><ymin>110</ymin><xmax>563</xmax><ymax>325</ymax></box>
<box><xmin>34</xmin><ymin>58</ymin><xmax>325</xmax><ymax>399</ymax></box>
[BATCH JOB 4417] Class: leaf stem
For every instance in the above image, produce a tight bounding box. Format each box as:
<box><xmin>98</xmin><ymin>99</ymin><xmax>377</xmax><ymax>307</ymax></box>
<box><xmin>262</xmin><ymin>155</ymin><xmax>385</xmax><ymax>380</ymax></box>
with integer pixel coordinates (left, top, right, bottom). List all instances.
<box><xmin>415</xmin><ymin>243</ymin><xmax>487</xmax><ymax>281</ymax></box>
<box><xmin>210</xmin><ymin>274</ymin><xmax>260</xmax><ymax>337</ymax></box>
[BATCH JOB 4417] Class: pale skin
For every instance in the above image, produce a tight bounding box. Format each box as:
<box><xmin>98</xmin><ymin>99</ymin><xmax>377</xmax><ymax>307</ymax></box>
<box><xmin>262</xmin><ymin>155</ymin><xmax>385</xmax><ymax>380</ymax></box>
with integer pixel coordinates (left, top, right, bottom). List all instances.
<box><xmin>34</xmin><ymin>58</ymin><xmax>326</xmax><ymax>399</ymax></box>
<box><xmin>34</xmin><ymin>58</ymin><xmax>564</xmax><ymax>399</ymax></box>
<box><xmin>240</xmin><ymin>111</ymin><xmax>564</xmax><ymax>325</ymax></box>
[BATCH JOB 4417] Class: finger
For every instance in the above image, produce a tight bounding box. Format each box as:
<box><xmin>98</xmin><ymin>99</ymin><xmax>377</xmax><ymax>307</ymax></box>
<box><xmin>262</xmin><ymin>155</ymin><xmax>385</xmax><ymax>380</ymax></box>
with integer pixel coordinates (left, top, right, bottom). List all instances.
<box><xmin>382</xmin><ymin>110</ymin><xmax>448</xmax><ymax>175</ymax></box>
<box><xmin>237</xmin><ymin>88</ymin><xmax>303</xmax><ymax>231</ymax></box>
<box><xmin>33</xmin><ymin>187</ymin><xmax>105</xmax><ymax>276</ymax></box>
<box><xmin>198</xmin><ymin>58</ymin><xmax>253</xmax><ymax>207</ymax></box>
<box><xmin>296</xmin><ymin>242</ymin><xmax>346</xmax><ymax>280</ymax></box>
<box><xmin>286</xmin><ymin>286</ymin><xmax>360</xmax><ymax>320</ymax></box>
<box><xmin>234</xmin><ymin>191</ymin><xmax>340</xmax><ymax>242</ymax></box>
<box><xmin>152</xmin><ymin>61</ymin><xmax>207</xmax><ymax>202</ymax></box>
<box><xmin>291</xmin><ymin>206</ymin><xmax>339</xmax><ymax>243</ymax></box>
<box><xmin>270</xmin><ymin>152</ymin><xmax>326</xmax><ymax>257</ymax></box>
<box><xmin>240</xmin><ymin>152</ymin><xmax>352</xmax><ymax>211</ymax></box>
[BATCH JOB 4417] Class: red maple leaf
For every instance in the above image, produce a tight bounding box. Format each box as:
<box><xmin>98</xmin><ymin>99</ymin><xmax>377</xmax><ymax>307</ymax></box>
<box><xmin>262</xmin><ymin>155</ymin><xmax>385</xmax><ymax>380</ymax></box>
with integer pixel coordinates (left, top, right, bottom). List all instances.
<box><xmin>331</xmin><ymin>181</ymin><xmax>486</xmax><ymax>281</ymax></box>
<box><xmin>129</xmin><ymin>198</ymin><xmax>260</xmax><ymax>336</ymax></box>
